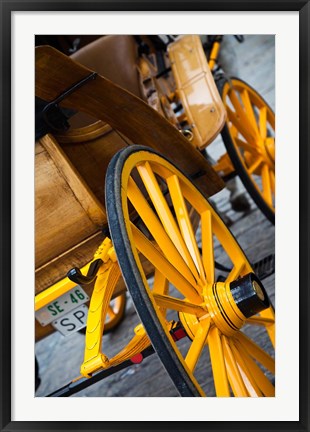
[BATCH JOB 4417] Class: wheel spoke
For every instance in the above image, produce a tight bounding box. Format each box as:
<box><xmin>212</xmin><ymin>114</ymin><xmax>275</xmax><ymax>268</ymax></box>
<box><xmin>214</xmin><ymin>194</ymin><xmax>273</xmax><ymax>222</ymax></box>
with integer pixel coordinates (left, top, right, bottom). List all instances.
<box><xmin>234</xmin><ymin>137</ymin><xmax>260</xmax><ymax>155</ymax></box>
<box><xmin>258</xmin><ymin>308</ymin><xmax>275</xmax><ymax>346</ymax></box>
<box><xmin>201</xmin><ymin>210</ymin><xmax>215</xmax><ymax>284</ymax></box>
<box><xmin>208</xmin><ymin>326</ymin><xmax>230</xmax><ymax>396</ymax></box>
<box><xmin>222</xmin><ymin>335</ymin><xmax>249</xmax><ymax>397</ymax></box>
<box><xmin>153</xmin><ymin>269</ymin><xmax>169</xmax><ymax>295</ymax></box>
<box><xmin>259</xmin><ymin>106</ymin><xmax>267</xmax><ymax>140</ymax></box>
<box><xmin>137</xmin><ymin>162</ymin><xmax>201</xmax><ymax>281</ymax></box>
<box><xmin>234</xmin><ymin>339</ymin><xmax>275</xmax><ymax>396</ymax></box>
<box><xmin>211</xmin><ymin>216</ymin><xmax>252</xmax><ymax>278</ymax></box>
<box><xmin>246</xmin><ymin>316</ymin><xmax>275</xmax><ymax>326</ymax></box>
<box><xmin>153</xmin><ymin>270</ymin><xmax>169</xmax><ymax>315</ymax></box>
<box><xmin>226</xmin><ymin>106</ymin><xmax>257</xmax><ymax>147</ymax></box>
<box><xmin>229</xmin><ymin>89</ymin><xmax>258</xmax><ymax>139</ymax></box>
<box><xmin>127</xmin><ymin>177</ymin><xmax>198</xmax><ymax>288</ymax></box>
<box><xmin>131</xmin><ymin>223</ymin><xmax>202</xmax><ymax>304</ymax></box>
<box><xmin>240</xmin><ymin>89</ymin><xmax>259</xmax><ymax>135</ymax></box>
<box><xmin>247</xmin><ymin>156</ymin><xmax>263</xmax><ymax>175</ymax></box>
<box><xmin>167</xmin><ymin>174</ymin><xmax>206</xmax><ymax>282</ymax></box>
<box><xmin>222</xmin><ymin>80</ymin><xmax>276</xmax><ymax>222</ymax></box>
<box><xmin>229</xmin><ymin>123</ymin><xmax>239</xmax><ymax>139</ymax></box>
<box><xmin>261</xmin><ymin>164</ymin><xmax>273</xmax><ymax>206</ymax></box>
<box><xmin>153</xmin><ymin>293</ymin><xmax>206</xmax><ymax>316</ymax></box>
<box><xmin>270</xmin><ymin>169</ymin><xmax>275</xmax><ymax>194</ymax></box>
<box><xmin>235</xmin><ymin>332</ymin><xmax>275</xmax><ymax>374</ymax></box>
<box><xmin>226</xmin><ymin>261</ymin><xmax>245</xmax><ymax>283</ymax></box>
<box><xmin>229</xmin><ymin>339</ymin><xmax>263</xmax><ymax>396</ymax></box>
<box><xmin>185</xmin><ymin>318</ymin><xmax>211</xmax><ymax>372</ymax></box>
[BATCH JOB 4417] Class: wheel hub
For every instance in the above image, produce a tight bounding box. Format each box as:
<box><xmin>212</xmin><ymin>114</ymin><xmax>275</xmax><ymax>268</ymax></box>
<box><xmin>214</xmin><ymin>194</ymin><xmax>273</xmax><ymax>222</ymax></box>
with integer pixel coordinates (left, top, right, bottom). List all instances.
<box><xmin>179</xmin><ymin>273</ymin><xmax>270</xmax><ymax>338</ymax></box>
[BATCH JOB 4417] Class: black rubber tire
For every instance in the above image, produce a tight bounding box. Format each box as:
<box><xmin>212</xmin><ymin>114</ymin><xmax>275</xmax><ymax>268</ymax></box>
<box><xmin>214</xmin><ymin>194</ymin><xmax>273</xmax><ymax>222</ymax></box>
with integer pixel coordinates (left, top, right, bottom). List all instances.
<box><xmin>35</xmin><ymin>356</ymin><xmax>41</xmax><ymax>391</ymax></box>
<box><xmin>217</xmin><ymin>76</ymin><xmax>275</xmax><ymax>225</ymax></box>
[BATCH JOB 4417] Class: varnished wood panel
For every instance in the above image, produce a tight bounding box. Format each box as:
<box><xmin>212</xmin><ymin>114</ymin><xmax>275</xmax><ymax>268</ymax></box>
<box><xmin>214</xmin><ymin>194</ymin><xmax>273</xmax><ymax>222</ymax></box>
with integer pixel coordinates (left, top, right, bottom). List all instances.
<box><xmin>35</xmin><ymin>46</ymin><xmax>224</xmax><ymax>199</ymax></box>
<box><xmin>35</xmin><ymin>142</ymin><xmax>99</xmax><ymax>268</ymax></box>
<box><xmin>40</xmin><ymin>134</ymin><xmax>106</xmax><ymax>225</ymax></box>
<box><xmin>58</xmin><ymin>128</ymin><xmax>128</xmax><ymax>206</ymax></box>
<box><xmin>35</xmin><ymin>231</ymin><xmax>103</xmax><ymax>294</ymax></box>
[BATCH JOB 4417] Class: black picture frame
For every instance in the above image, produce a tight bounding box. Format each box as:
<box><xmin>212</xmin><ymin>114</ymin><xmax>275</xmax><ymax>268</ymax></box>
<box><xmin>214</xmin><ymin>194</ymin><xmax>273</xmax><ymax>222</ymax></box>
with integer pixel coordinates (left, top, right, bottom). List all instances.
<box><xmin>1</xmin><ymin>1</ymin><xmax>308</xmax><ymax>431</ymax></box>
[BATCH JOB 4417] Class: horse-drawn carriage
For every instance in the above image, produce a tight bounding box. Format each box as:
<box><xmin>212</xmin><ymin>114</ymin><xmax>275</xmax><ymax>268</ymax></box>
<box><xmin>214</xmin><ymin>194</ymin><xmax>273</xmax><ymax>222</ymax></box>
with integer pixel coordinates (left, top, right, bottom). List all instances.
<box><xmin>35</xmin><ymin>35</ymin><xmax>275</xmax><ymax>397</ymax></box>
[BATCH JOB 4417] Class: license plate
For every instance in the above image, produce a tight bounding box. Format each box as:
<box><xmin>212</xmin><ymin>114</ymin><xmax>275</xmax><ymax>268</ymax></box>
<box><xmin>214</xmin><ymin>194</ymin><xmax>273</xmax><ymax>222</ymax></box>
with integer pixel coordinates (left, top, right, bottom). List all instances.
<box><xmin>35</xmin><ymin>286</ymin><xmax>89</xmax><ymax>326</ymax></box>
<box><xmin>52</xmin><ymin>304</ymin><xmax>88</xmax><ymax>336</ymax></box>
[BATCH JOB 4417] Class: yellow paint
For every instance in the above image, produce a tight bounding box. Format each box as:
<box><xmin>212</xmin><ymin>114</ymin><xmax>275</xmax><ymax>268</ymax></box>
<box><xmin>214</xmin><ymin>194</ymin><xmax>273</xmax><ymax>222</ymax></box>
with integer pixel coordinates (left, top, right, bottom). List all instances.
<box><xmin>221</xmin><ymin>78</ymin><xmax>275</xmax><ymax>213</ymax></box>
<box><xmin>168</xmin><ymin>35</ymin><xmax>226</xmax><ymax>149</ymax></box>
<box><xmin>118</xmin><ymin>148</ymin><xmax>275</xmax><ymax>397</ymax></box>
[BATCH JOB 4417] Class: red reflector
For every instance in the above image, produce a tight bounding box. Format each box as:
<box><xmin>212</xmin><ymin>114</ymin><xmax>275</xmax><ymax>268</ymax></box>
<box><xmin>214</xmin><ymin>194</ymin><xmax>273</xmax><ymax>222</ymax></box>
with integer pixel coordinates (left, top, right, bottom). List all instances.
<box><xmin>130</xmin><ymin>353</ymin><xmax>143</xmax><ymax>364</ymax></box>
<box><xmin>171</xmin><ymin>328</ymin><xmax>187</xmax><ymax>341</ymax></box>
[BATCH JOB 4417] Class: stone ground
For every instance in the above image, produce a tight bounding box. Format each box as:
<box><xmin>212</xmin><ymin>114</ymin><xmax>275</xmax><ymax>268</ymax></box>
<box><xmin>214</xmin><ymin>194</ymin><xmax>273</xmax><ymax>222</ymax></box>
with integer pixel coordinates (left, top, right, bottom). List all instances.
<box><xmin>35</xmin><ymin>34</ymin><xmax>275</xmax><ymax>398</ymax></box>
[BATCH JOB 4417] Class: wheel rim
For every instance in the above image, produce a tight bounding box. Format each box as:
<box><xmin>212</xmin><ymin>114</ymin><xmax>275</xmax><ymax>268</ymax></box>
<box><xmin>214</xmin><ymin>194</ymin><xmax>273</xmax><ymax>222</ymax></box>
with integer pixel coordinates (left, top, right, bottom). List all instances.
<box><xmin>104</xmin><ymin>293</ymin><xmax>127</xmax><ymax>332</ymax></box>
<box><xmin>107</xmin><ymin>146</ymin><xmax>275</xmax><ymax>397</ymax></box>
<box><xmin>222</xmin><ymin>78</ymin><xmax>275</xmax><ymax>213</ymax></box>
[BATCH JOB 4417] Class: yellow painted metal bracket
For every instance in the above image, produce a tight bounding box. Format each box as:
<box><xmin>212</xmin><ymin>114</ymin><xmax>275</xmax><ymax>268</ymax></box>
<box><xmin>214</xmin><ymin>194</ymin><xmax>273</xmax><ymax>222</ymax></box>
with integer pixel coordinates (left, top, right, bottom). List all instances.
<box><xmin>78</xmin><ymin>240</ymin><xmax>152</xmax><ymax>378</ymax></box>
<box><xmin>35</xmin><ymin>235</ymin><xmax>153</xmax><ymax>379</ymax></box>
<box><xmin>80</xmin><ymin>257</ymin><xmax>121</xmax><ymax>377</ymax></box>
<box><xmin>35</xmin><ymin>237</ymin><xmax>117</xmax><ymax>311</ymax></box>
<box><xmin>212</xmin><ymin>153</ymin><xmax>235</xmax><ymax>176</ymax></box>
<box><xmin>81</xmin><ymin>314</ymin><xmax>152</xmax><ymax>377</ymax></box>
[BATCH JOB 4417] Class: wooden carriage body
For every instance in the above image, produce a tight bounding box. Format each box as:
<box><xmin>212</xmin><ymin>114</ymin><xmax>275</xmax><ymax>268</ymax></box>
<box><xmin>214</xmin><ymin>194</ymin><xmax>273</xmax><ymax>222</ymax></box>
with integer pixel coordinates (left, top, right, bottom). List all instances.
<box><xmin>35</xmin><ymin>36</ymin><xmax>226</xmax><ymax>340</ymax></box>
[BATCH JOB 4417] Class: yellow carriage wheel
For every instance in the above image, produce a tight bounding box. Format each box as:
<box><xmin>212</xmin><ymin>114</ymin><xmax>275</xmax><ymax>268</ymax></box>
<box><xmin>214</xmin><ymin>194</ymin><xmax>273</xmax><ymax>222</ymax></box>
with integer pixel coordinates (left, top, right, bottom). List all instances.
<box><xmin>104</xmin><ymin>292</ymin><xmax>127</xmax><ymax>333</ymax></box>
<box><xmin>218</xmin><ymin>77</ymin><xmax>275</xmax><ymax>224</ymax></box>
<box><xmin>106</xmin><ymin>146</ymin><xmax>275</xmax><ymax>397</ymax></box>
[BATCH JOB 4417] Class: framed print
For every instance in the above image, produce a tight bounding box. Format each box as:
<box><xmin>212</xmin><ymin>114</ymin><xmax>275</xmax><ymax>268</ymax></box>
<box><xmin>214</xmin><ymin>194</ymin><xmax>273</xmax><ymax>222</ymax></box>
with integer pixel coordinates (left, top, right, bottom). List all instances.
<box><xmin>1</xmin><ymin>0</ymin><xmax>309</xmax><ymax>431</ymax></box>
